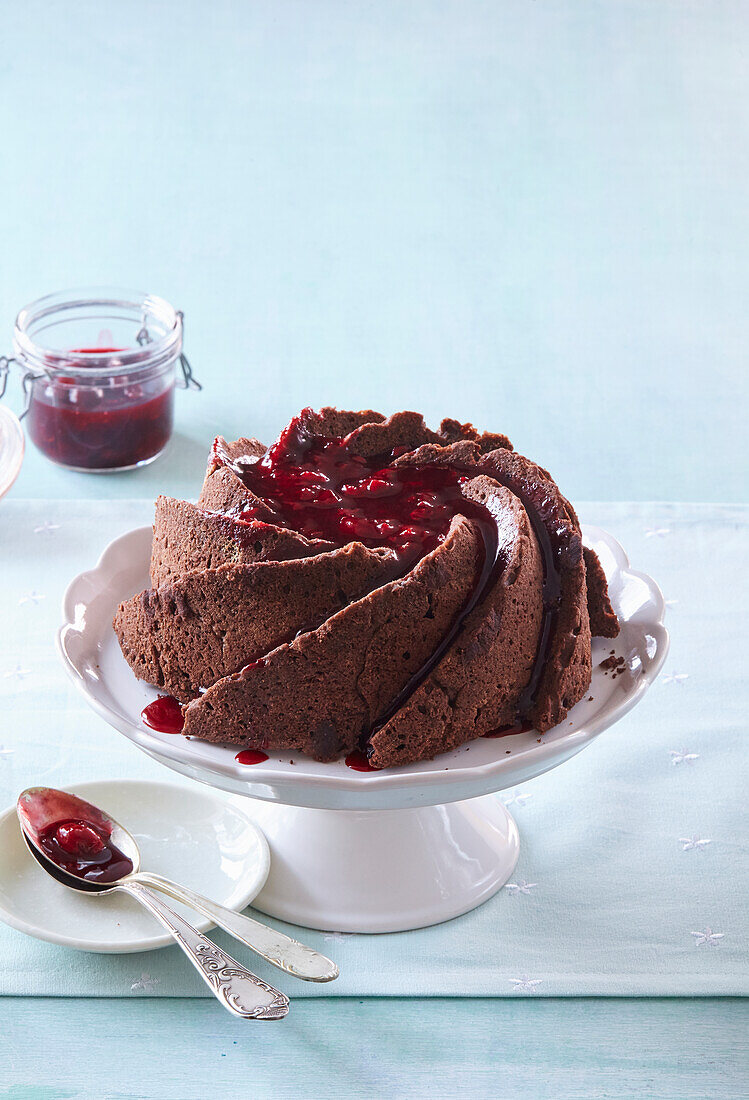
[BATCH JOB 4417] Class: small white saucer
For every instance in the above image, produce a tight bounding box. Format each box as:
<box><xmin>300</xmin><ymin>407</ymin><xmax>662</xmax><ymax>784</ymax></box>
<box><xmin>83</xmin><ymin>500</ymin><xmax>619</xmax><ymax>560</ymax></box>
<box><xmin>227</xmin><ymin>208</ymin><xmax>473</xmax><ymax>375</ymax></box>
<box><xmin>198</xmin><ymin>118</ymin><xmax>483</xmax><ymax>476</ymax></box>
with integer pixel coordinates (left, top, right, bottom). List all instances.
<box><xmin>0</xmin><ymin>779</ymin><xmax>270</xmax><ymax>953</ymax></box>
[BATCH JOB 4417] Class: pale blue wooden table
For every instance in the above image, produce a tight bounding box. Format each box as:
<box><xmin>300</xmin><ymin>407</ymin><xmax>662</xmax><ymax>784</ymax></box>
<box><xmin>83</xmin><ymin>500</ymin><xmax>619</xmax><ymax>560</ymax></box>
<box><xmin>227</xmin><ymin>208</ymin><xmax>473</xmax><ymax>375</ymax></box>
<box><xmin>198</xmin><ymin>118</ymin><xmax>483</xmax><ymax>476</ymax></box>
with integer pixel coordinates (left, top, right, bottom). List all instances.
<box><xmin>0</xmin><ymin>2</ymin><xmax>746</xmax><ymax>1096</ymax></box>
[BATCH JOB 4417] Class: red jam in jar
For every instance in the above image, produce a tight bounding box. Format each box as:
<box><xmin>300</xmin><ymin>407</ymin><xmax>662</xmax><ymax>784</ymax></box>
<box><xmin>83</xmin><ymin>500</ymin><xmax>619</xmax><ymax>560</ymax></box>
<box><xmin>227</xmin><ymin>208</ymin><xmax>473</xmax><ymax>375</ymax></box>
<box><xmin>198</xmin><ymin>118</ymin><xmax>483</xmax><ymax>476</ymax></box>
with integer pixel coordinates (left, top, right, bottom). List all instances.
<box><xmin>10</xmin><ymin>289</ymin><xmax>198</xmax><ymax>472</ymax></box>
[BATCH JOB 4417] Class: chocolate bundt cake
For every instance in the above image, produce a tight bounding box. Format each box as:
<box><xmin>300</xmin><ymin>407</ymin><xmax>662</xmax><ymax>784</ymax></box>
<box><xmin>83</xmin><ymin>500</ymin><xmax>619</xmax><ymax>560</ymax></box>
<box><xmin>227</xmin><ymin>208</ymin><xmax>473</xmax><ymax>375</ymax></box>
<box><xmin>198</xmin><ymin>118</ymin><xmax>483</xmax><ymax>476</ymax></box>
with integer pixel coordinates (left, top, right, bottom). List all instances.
<box><xmin>114</xmin><ymin>408</ymin><xmax>619</xmax><ymax>769</ymax></box>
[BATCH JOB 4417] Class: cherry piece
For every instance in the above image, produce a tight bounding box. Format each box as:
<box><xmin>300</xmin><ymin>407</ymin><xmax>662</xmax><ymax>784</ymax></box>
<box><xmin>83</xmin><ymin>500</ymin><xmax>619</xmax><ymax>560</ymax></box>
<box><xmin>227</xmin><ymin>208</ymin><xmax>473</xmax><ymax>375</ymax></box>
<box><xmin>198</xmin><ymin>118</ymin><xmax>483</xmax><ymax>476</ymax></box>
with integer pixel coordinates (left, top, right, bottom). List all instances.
<box><xmin>53</xmin><ymin>821</ymin><xmax>106</xmax><ymax>858</ymax></box>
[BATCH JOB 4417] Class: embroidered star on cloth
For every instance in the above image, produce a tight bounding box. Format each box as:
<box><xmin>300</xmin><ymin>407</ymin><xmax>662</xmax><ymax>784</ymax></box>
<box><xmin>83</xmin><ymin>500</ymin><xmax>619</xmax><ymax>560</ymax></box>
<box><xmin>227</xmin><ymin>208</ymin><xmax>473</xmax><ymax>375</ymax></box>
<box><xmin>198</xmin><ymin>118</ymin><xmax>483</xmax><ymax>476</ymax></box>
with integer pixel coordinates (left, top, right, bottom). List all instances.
<box><xmin>502</xmin><ymin>790</ymin><xmax>533</xmax><ymax>808</ymax></box>
<box><xmin>323</xmin><ymin>932</ymin><xmax>354</xmax><ymax>944</ymax></box>
<box><xmin>3</xmin><ymin>665</ymin><xmax>31</xmax><ymax>681</ymax></box>
<box><xmin>33</xmin><ymin>521</ymin><xmax>60</xmax><ymax>535</ymax></box>
<box><xmin>18</xmin><ymin>591</ymin><xmax>46</xmax><ymax>606</ymax></box>
<box><xmin>509</xmin><ymin>977</ymin><xmax>543</xmax><ymax>992</ymax></box>
<box><xmin>679</xmin><ymin>836</ymin><xmax>712</xmax><ymax>851</ymax></box>
<box><xmin>690</xmin><ymin>928</ymin><xmax>724</xmax><ymax>947</ymax></box>
<box><xmin>662</xmin><ymin>672</ymin><xmax>689</xmax><ymax>685</ymax></box>
<box><xmin>670</xmin><ymin>749</ymin><xmax>699</xmax><ymax>765</ymax></box>
<box><xmin>130</xmin><ymin>973</ymin><xmax>160</xmax><ymax>992</ymax></box>
<box><xmin>505</xmin><ymin>880</ymin><xmax>537</xmax><ymax>895</ymax></box>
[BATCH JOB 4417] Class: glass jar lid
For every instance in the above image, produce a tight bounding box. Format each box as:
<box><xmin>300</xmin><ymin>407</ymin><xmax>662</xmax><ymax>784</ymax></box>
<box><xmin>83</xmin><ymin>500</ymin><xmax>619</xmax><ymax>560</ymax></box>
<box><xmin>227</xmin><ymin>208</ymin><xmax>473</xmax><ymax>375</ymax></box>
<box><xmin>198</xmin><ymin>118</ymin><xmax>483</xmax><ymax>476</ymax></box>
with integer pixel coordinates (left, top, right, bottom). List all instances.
<box><xmin>13</xmin><ymin>287</ymin><xmax>185</xmax><ymax>377</ymax></box>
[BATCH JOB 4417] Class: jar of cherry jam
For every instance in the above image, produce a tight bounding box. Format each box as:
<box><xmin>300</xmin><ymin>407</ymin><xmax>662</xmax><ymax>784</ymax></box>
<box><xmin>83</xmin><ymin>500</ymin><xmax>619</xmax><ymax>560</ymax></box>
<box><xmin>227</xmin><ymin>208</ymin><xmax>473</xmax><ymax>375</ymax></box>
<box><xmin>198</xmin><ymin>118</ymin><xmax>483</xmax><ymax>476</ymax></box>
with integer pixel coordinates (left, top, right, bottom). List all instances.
<box><xmin>6</xmin><ymin>288</ymin><xmax>199</xmax><ymax>472</ymax></box>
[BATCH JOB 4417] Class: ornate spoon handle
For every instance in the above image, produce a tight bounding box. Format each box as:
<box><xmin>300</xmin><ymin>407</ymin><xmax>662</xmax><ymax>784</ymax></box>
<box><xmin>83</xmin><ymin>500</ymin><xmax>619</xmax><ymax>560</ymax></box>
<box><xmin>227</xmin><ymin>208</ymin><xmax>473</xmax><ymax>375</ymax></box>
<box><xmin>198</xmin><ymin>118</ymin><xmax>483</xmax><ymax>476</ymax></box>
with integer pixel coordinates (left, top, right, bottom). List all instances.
<box><xmin>117</xmin><ymin>881</ymin><xmax>289</xmax><ymax>1020</ymax></box>
<box><xmin>131</xmin><ymin>871</ymin><xmax>338</xmax><ymax>983</ymax></box>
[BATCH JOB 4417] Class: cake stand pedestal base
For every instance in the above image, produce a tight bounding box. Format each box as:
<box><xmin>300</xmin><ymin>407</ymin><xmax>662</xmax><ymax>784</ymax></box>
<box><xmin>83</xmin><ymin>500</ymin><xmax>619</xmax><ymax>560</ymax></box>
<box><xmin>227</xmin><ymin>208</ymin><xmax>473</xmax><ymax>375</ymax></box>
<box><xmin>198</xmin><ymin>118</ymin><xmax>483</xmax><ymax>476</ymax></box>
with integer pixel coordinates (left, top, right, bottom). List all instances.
<box><xmin>240</xmin><ymin>793</ymin><xmax>519</xmax><ymax>933</ymax></box>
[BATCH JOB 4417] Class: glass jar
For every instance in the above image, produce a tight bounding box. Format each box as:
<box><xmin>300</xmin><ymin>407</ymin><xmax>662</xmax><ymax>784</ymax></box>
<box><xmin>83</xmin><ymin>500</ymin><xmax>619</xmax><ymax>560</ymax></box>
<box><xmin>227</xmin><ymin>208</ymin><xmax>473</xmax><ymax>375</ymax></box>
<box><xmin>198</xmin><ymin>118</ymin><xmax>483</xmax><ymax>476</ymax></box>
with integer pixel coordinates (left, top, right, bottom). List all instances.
<box><xmin>7</xmin><ymin>288</ymin><xmax>199</xmax><ymax>472</ymax></box>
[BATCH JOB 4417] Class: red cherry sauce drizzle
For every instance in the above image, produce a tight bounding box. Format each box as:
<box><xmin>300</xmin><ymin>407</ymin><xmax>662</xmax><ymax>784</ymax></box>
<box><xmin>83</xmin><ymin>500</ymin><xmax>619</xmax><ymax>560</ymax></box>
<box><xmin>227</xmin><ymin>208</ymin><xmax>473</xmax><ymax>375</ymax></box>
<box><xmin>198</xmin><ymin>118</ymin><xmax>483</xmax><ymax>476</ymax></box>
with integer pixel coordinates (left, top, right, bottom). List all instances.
<box><xmin>214</xmin><ymin>410</ymin><xmax>565</xmax><ymax>751</ymax></box>
<box><xmin>37</xmin><ymin>819</ymin><xmax>134</xmax><ymax>883</ymax></box>
<box><xmin>344</xmin><ymin>750</ymin><xmax>377</xmax><ymax>772</ymax></box>
<box><xmin>26</xmin><ymin>345</ymin><xmax>174</xmax><ymax>470</ymax></box>
<box><xmin>217</xmin><ymin>413</ymin><xmax>484</xmax><ymax>573</ymax></box>
<box><xmin>141</xmin><ymin>694</ymin><xmax>184</xmax><ymax>734</ymax></box>
<box><xmin>235</xmin><ymin>749</ymin><xmax>269</xmax><ymax>765</ymax></box>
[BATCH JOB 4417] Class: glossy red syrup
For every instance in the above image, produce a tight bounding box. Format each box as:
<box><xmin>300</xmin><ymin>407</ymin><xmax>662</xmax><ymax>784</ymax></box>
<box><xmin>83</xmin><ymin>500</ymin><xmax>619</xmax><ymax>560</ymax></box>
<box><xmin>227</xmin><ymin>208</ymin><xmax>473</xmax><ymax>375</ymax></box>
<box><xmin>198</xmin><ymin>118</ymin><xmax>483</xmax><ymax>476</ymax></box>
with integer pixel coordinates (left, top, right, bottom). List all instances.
<box><xmin>141</xmin><ymin>695</ymin><xmax>184</xmax><ymax>734</ymax></box>
<box><xmin>37</xmin><ymin>818</ymin><xmax>134</xmax><ymax>883</ymax></box>
<box><xmin>482</xmin><ymin>719</ymin><xmax>534</xmax><ymax>738</ymax></box>
<box><xmin>344</xmin><ymin>750</ymin><xmax>378</xmax><ymax>772</ymax></box>
<box><xmin>235</xmin><ymin>749</ymin><xmax>269</xmax><ymax>765</ymax></box>
<box><xmin>215</xmin><ymin>413</ymin><xmax>495</xmax><ymax>570</ymax></box>
<box><xmin>27</xmin><ymin>346</ymin><xmax>174</xmax><ymax>470</ymax></box>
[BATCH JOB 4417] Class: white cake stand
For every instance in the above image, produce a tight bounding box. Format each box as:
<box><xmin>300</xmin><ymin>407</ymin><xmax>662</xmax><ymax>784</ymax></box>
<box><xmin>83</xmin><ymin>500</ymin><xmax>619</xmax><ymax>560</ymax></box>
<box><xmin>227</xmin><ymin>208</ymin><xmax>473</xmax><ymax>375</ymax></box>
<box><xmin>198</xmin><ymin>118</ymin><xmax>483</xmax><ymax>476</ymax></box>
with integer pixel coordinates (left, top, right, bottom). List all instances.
<box><xmin>58</xmin><ymin>524</ymin><xmax>668</xmax><ymax>932</ymax></box>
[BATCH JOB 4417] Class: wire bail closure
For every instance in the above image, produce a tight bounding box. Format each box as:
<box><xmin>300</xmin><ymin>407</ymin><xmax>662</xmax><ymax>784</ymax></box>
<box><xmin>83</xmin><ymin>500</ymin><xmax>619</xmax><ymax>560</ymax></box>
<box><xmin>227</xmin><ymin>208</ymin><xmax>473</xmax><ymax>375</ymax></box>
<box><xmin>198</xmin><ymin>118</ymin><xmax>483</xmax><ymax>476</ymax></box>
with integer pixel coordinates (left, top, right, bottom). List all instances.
<box><xmin>0</xmin><ymin>355</ymin><xmax>42</xmax><ymax>419</ymax></box>
<box><xmin>176</xmin><ymin>312</ymin><xmax>201</xmax><ymax>391</ymax></box>
<box><xmin>135</xmin><ymin>310</ymin><xmax>200</xmax><ymax>390</ymax></box>
<box><xmin>19</xmin><ymin>367</ymin><xmax>47</xmax><ymax>420</ymax></box>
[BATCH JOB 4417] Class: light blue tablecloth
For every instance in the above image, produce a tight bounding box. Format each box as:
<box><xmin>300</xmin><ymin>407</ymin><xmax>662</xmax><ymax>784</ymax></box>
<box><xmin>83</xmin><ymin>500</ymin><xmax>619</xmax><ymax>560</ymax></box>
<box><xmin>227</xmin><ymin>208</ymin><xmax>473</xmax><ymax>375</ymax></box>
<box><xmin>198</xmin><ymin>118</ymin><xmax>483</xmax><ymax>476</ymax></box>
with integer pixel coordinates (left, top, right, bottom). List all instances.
<box><xmin>1</xmin><ymin>499</ymin><xmax>745</xmax><ymax>999</ymax></box>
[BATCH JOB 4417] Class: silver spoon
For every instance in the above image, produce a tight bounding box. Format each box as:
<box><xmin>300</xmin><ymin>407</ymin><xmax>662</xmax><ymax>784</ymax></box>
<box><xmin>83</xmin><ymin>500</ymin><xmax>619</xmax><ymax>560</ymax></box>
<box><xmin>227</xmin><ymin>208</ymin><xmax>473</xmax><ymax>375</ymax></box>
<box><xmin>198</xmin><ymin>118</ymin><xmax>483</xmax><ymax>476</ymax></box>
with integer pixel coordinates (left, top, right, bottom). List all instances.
<box><xmin>17</xmin><ymin>788</ymin><xmax>290</xmax><ymax>1020</ymax></box>
<box><xmin>17</xmin><ymin>788</ymin><xmax>315</xmax><ymax>1020</ymax></box>
<box><xmin>18</xmin><ymin>787</ymin><xmax>337</xmax><ymax>983</ymax></box>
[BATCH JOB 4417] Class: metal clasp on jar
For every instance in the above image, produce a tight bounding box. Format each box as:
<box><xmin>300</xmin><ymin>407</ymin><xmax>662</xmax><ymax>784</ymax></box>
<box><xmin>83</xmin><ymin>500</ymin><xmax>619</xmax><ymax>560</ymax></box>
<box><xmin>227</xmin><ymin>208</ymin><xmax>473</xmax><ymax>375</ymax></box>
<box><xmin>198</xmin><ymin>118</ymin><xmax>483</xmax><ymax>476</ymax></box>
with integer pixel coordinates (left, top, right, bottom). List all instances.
<box><xmin>0</xmin><ymin>356</ymin><xmax>49</xmax><ymax>419</ymax></box>
<box><xmin>0</xmin><ymin>354</ymin><xmax>47</xmax><ymax>418</ymax></box>
<box><xmin>176</xmin><ymin>313</ymin><xmax>201</xmax><ymax>391</ymax></box>
<box><xmin>136</xmin><ymin>311</ymin><xmax>201</xmax><ymax>391</ymax></box>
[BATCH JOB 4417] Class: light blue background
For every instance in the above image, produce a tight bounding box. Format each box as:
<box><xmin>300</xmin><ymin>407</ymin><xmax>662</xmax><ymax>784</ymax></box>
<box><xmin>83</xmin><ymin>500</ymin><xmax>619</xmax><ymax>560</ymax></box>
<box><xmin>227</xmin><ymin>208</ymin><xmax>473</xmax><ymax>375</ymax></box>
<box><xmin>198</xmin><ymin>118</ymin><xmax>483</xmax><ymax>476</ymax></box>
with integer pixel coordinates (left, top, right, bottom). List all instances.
<box><xmin>1</xmin><ymin>3</ymin><xmax>747</xmax><ymax>1098</ymax></box>
<box><xmin>1</xmin><ymin>0</ymin><xmax>747</xmax><ymax>505</ymax></box>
